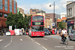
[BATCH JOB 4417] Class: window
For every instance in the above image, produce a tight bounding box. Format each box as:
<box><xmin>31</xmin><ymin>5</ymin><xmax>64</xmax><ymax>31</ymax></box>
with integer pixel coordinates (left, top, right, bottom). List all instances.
<box><xmin>32</xmin><ymin>26</ymin><xmax>44</xmax><ymax>31</ymax></box>
<box><xmin>68</xmin><ymin>8</ymin><xmax>72</xmax><ymax>16</ymax></box>
<box><xmin>0</xmin><ymin>0</ymin><xmax>2</xmax><ymax>10</ymax></box>
<box><xmin>4</xmin><ymin>14</ymin><xmax>7</xmax><ymax>18</ymax></box>
<box><xmin>32</xmin><ymin>10</ymin><xmax>36</xmax><ymax>12</ymax></box>
<box><xmin>10</xmin><ymin>0</ymin><xmax>12</xmax><ymax>12</ymax></box>
<box><xmin>0</xmin><ymin>13</ymin><xmax>2</xmax><ymax>17</ymax></box>
<box><xmin>14</xmin><ymin>1</ymin><xmax>16</xmax><ymax>13</ymax></box>
<box><xmin>32</xmin><ymin>16</ymin><xmax>43</xmax><ymax>21</ymax></box>
<box><xmin>5</xmin><ymin>0</ymin><xmax>8</xmax><ymax>11</ymax></box>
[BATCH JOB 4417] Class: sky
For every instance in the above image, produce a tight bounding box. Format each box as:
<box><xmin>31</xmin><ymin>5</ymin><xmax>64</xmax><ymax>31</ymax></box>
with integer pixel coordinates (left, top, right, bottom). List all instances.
<box><xmin>16</xmin><ymin>0</ymin><xmax>75</xmax><ymax>14</ymax></box>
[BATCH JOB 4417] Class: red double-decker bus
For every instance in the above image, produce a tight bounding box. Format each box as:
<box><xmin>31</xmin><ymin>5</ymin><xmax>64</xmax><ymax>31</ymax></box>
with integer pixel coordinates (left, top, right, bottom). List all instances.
<box><xmin>29</xmin><ymin>15</ymin><xmax>45</xmax><ymax>37</ymax></box>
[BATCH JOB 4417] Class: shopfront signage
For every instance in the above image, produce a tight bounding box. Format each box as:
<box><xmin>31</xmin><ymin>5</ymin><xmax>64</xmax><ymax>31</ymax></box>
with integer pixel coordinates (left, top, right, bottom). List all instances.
<box><xmin>67</xmin><ymin>21</ymin><xmax>74</xmax><ymax>25</ymax></box>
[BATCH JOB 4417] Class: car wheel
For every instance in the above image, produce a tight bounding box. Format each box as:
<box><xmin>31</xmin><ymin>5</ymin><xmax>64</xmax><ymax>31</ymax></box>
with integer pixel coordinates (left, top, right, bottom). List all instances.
<box><xmin>69</xmin><ymin>36</ymin><xmax>72</xmax><ymax>41</ymax></box>
<box><xmin>49</xmin><ymin>33</ymin><xmax>50</xmax><ymax>35</ymax></box>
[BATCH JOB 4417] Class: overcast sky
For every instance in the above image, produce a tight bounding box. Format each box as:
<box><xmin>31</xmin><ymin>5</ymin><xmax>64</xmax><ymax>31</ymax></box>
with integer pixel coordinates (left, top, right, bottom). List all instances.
<box><xmin>16</xmin><ymin>0</ymin><xmax>75</xmax><ymax>14</ymax></box>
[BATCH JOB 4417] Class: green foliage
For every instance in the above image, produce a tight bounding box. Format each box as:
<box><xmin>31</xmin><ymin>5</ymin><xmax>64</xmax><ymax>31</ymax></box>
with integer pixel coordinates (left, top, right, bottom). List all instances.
<box><xmin>6</xmin><ymin>12</ymin><xmax>32</xmax><ymax>29</ymax></box>
<box><xmin>58</xmin><ymin>21</ymin><xmax>66</xmax><ymax>29</ymax></box>
<box><xmin>23</xmin><ymin>14</ymin><xmax>31</xmax><ymax>29</ymax></box>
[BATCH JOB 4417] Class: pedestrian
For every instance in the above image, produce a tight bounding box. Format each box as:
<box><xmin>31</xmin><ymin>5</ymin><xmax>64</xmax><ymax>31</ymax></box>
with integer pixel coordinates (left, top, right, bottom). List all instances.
<box><xmin>55</xmin><ymin>29</ymin><xmax>57</xmax><ymax>35</ymax></box>
<box><xmin>59</xmin><ymin>29</ymin><xmax>61</xmax><ymax>34</ymax></box>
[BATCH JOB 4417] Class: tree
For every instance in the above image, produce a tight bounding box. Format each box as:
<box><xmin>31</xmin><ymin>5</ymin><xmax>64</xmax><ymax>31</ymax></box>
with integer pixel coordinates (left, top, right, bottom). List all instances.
<box><xmin>6</xmin><ymin>12</ymin><xmax>24</xmax><ymax>29</ymax></box>
<box><xmin>58</xmin><ymin>21</ymin><xmax>66</xmax><ymax>29</ymax></box>
<box><xmin>23</xmin><ymin>14</ymin><xmax>31</xmax><ymax>29</ymax></box>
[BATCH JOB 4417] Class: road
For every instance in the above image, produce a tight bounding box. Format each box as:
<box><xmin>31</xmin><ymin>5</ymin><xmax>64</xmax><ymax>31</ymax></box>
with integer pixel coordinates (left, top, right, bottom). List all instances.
<box><xmin>0</xmin><ymin>35</ymin><xmax>75</xmax><ymax>50</ymax></box>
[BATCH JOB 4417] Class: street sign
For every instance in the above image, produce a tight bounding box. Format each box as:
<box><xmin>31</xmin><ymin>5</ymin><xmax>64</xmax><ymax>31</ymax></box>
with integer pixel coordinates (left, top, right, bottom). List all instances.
<box><xmin>52</xmin><ymin>23</ymin><xmax>55</xmax><ymax>26</ymax></box>
<box><xmin>9</xmin><ymin>26</ymin><xmax>12</xmax><ymax>30</ymax></box>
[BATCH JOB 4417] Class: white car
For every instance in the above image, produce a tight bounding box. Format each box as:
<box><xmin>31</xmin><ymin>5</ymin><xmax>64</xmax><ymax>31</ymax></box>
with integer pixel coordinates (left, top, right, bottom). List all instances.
<box><xmin>69</xmin><ymin>30</ymin><xmax>75</xmax><ymax>40</ymax></box>
<box><xmin>6</xmin><ymin>31</ymin><xmax>11</xmax><ymax>35</ymax></box>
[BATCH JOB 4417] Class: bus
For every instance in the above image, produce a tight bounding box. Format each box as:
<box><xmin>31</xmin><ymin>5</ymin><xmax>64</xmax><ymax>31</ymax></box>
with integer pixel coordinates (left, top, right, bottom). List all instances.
<box><xmin>29</xmin><ymin>15</ymin><xmax>45</xmax><ymax>37</ymax></box>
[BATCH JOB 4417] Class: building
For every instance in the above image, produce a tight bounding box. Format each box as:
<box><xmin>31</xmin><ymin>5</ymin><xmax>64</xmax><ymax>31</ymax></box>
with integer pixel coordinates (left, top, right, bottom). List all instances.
<box><xmin>17</xmin><ymin>7</ymin><xmax>25</xmax><ymax>17</ymax></box>
<box><xmin>36</xmin><ymin>10</ymin><xmax>46</xmax><ymax>17</ymax></box>
<box><xmin>45</xmin><ymin>13</ymin><xmax>60</xmax><ymax>29</ymax></box>
<box><xmin>66</xmin><ymin>1</ymin><xmax>75</xmax><ymax>33</ymax></box>
<box><xmin>61</xmin><ymin>13</ymin><xmax>66</xmax><ymax>19</ymax></box>
<box><xmin>30</xmin><ymin>9</ymin><xmax>39</xmax><ymax>15</ymax></box>
<box><xmin>0</xmin><ymin>0</ymin><xmax>17</xmax><ymax>28</ymax></box>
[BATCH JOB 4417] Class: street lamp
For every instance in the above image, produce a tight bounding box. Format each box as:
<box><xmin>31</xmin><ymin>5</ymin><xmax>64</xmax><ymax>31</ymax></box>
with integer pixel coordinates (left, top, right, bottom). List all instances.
<box><xmin>49</xmin><ymin>2</ymin><xmax>56</xmax><ymax>28</ymax></box>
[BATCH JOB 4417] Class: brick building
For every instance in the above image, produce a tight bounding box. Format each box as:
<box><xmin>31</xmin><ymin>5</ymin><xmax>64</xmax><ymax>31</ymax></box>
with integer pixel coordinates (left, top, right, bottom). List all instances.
<box><xmin>45</xmin><ymin>13</ymin><xmax>60</xmax><ymax>29</ymax></box>
<box><xmin>0</xmin><ymin>0</ymin><xmax>17</xmax><ymax>28</ymax></box>
<box><xmin>30</xmin><ymin>9</ymin><xmax>39</xmax><ymax>14</ymax></box>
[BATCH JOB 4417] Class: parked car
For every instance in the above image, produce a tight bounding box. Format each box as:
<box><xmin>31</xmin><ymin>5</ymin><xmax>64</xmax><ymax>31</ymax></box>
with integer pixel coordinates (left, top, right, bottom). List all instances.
<box><xmin>6</xmin><ymin>31</ymin><xmax>11</xmax><ymax>36</ymax></box>
<box><xmin>44</xmin><ymin>29</ymin><xmax>51</xmax><ymax>35</ymax></box>
<box><xmin>69</xmin><ymin>30</ymin><xmax>75</xmax><ymax>40</ymax></box>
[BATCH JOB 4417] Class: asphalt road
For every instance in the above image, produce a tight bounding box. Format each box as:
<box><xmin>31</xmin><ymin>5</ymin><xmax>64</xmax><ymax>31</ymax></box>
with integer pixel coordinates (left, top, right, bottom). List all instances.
<box><xmin>0</xmin><ymin>35</ymin><xmax>75</xmax><ymax>50</ymax></box>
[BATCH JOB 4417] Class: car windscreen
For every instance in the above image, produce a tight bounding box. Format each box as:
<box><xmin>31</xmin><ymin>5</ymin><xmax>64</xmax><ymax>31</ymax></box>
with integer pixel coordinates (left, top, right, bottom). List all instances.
<box><xmin>45</xmin><ymin>30</ymin><xmax>49</xmax><ymax>32</ymax></box>
<box><xmin>72</xmin><ymin>30</ymin><xmax>75</xmax><ymax>34</ymax></box>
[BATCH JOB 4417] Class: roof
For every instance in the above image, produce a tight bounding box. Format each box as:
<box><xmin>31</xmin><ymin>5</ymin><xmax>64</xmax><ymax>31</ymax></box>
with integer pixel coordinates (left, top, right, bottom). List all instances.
<box><xmin>57</xmin><ymin>17</ymin><xmax>67</xmax><ymax>22</ymax></box>
<box><xmin>62</xmin><ymin>17</ymin><xmax>67</xmax><ymax>20</ymax></box>
<box><xmin>57</xmin><ymin>19</ymin><xmax>62</xmax><ymax>22</ymax></box>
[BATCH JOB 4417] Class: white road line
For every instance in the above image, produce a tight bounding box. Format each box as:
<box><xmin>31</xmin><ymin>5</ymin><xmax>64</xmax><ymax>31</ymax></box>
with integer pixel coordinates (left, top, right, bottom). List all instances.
<box><xmin>20</xmin><ymin>39</ymin><xmax>23</xmax><ymax>41</ymax></box>
<box><xmin>42</xmin><ymin>46</ymin><xmax>47</xmax><ymax>50</ymax></box>
<box><xmin>4</xmin><ymin>36</ymin><xmax>13</xmax><ymax>48</ymax></box>
<box><xmin>35</xmin><ymin>42</ymin><xmax>41</xmax><ymax>45</ymax></box>
<box><xmin>0</xmin><ymin>39</ymin><xmax>3</xmax><ymax>42</ymax></box>
<box><xmin>43</xmin><ymin>38</ymin><xmax>48</xmax><ymax>40</ymax></box>
<box><xmin>31</xmin><ymin>39</ymin><xmax>34</xmax><ymax>41</ymax></box>
<box><xmin>4</xmin><ymin>43</ymin><xmax>11</xmax><ymax>48</ymax></box>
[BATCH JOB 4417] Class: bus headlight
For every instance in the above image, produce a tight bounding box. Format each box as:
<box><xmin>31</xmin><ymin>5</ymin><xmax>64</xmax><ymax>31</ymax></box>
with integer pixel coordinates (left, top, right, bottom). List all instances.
<box><xmin>42</xmin><ymin>33</ymin><xmax>44</xmax><ymax>34</ymax></box>
<box><xmin>33</xmin><ymin>33</ymin><xmax>34</xmax><ymax>35</ymax></box>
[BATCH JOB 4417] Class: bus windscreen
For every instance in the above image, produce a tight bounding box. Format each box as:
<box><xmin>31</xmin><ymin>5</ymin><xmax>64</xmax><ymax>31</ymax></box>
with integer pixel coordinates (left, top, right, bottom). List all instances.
<box><xmin>31</xmin><ymin>26</ymin><xmax>44</xmax><ymax>31</ymax></box>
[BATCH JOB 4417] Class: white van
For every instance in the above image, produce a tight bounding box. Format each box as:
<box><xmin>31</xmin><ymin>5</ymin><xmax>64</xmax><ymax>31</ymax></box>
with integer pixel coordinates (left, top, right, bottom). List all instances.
<box><xmin>14</xmin><ymin>29</ymin><xmax>23</xmax><ymax>35</ymax></box>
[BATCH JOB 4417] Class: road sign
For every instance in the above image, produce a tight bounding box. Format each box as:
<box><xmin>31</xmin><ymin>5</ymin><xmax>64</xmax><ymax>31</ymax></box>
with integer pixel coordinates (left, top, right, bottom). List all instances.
<box><xmin>9</xmin><ymin>26</ymin><xmax>12</xmax><ymax>30</ymax></box>
<box><xmin>52</xmin><ymin>23</ymin><xmax>55</xmax><ymax>26</ymax></box>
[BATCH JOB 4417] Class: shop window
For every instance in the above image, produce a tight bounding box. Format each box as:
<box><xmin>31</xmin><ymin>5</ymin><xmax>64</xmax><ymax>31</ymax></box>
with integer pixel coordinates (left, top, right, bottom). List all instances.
<box><xmin>4</xmin><ymin>14</ymin><xmax>7</xmax><ymax>18</ymax></box>
<box><xmin>0</xmin><ymin>13</ymin><xmax>2</xmax><ymax>17</ymax></box>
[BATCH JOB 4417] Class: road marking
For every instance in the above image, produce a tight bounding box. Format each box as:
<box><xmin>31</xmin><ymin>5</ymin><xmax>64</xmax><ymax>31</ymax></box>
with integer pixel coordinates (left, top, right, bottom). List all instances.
<box><xmin>4</xmin><ymin>43</ymin><xmax>11</xmax><ymax>48</ymax></box>
<box><xmin>20</xmin><ymin>39</ymin><xmax>23</xmax><ymax>41</ymax></box>
<box><xmin>35</xmin><ymin>42</ymin><xmax>41</xmax><ymax>45</ymax></box>
<box><xmin>4</xmin><ymin>36</ymin><xmax>13</xmax><ymax>48</ymax></box>
<box><xmin>42</xmin><ymin>46</ymin><xmax>47</xmax><ymax>50</ymax></box>
<box><xmin>10</xmin><ymin>36</ymin><xmax>13</xmax><ymax>42</ymax></box>
<box><xmin>43</xmin><ymin>38</ymin><xmax>48</xmax><ymax>40</ymax></box>
<box><xmin>0</xmin><ymin>39</ymin><xmax>3</xmax><ymax>42</ymax></box>
<box><xmin>31</xmin><ymin>39</ymin><xmax>34</xmax><ymax>41</ymax></box>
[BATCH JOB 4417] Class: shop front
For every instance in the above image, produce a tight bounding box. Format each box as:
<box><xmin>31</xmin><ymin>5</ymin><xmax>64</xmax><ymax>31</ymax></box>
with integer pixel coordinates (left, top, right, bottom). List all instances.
<box><xmin>67</xmin><ymin>21</ymin><xmax>74</xmax><ymax>33</ymax></box>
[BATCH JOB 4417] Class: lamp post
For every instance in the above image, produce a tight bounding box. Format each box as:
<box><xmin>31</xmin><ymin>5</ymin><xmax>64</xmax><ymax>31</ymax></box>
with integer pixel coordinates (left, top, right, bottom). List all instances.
<box><xmin>49</xmin><ymin>2</ymin><xmax>56</xmax><ymax>28</ymax></box>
